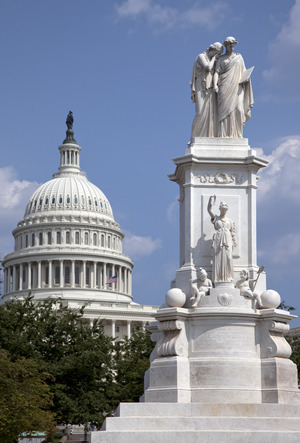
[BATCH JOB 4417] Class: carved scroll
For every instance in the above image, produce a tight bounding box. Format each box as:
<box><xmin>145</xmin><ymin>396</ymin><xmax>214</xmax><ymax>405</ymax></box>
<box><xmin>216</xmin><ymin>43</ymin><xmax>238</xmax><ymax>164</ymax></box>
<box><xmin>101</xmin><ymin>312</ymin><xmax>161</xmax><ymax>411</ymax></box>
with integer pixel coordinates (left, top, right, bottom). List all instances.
<box><xmin>261</xmin><ymin>321</ymin><xmax>292</xmax><ymax>359</ymax></box>
<box><xmin>155</xmin><ymin>320</ymin><xmax>188</xmax><ymax>358</ymax></box>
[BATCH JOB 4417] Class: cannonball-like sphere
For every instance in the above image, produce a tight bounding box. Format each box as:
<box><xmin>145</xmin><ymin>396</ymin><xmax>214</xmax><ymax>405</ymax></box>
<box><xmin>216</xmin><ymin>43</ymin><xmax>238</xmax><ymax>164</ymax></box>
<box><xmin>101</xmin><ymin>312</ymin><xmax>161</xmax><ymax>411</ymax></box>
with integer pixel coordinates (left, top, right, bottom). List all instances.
<box><xmin>165</xmin><ymin>288</ymin><xmax>186</xmax><ymax>308</ymax></box>
<box><xmin>260</xmin><ymin>289</ymin><xmax>281</xmax><ymax>309</ymax></box>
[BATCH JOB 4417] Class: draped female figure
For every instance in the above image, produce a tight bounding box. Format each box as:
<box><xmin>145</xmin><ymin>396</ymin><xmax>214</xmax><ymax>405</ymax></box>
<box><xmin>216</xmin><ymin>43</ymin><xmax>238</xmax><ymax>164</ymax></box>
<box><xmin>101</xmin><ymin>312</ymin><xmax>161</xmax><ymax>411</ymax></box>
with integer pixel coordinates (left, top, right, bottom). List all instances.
<box><xmin>213</xmin><ymin>36</ymin><xmax>253</xmax><ymax>138</ymax></box>
<box><xmin>190</xmin><ymin>42</ymin><xmax>223</xmax><ymax>137</ymax></box>
<box><xmin>207</xmin><ymin>196</ymin><xmax>237</xmax><ymax>283</ymax></box>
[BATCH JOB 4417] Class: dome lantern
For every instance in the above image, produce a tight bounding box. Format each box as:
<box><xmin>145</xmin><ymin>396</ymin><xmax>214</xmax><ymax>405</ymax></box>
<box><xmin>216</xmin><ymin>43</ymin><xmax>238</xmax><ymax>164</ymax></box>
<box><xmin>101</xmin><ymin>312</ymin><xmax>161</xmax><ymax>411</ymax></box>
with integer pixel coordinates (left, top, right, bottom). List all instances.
<box><xmin>55</xmin><ymin>111</ymin><xmax>82</xmax><ymax>177</ymax></box>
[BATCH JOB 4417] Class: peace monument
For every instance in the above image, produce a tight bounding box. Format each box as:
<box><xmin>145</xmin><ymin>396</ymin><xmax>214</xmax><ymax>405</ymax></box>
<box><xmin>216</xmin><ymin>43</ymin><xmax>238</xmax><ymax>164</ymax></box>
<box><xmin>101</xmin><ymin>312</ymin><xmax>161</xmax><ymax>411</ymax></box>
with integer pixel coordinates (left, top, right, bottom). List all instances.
<box><xmin>92</xmin><ymin>37</ymin><xmax>300</xmax><ymax>442</ymax></box>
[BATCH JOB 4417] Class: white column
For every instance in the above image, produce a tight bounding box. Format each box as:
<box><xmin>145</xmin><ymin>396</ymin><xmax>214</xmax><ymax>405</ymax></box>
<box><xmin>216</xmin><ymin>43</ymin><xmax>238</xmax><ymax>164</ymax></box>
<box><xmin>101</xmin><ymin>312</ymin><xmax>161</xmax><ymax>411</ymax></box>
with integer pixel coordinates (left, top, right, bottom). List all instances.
<box><xmin>12</xmin><ymin>265</ymin><xmax>16</xmax><ymax>292</ymax></box>
<box><xmin>19</xmin><ymin>264</ymin><xmax>23</xmax><ymax>291</ymax></box>
<box><xmin>99</xmin><ymin>264</ymin><xmax>102</xmax><ymax>289</ymax></box>
<box><xmin>103</xmin><ymin>263</ymin><xmax>107</xmax><ymax>286</ymax></box>
<box><xmin>49</xmin><ymin>261</ymin><xmax>52</xmax><ymax>288</ymax></box>
<box><xmin>127</xmin><ymin>320</ymin><xmax>132</xmax><ymax>339</ymax></box>
<box><xmin>71</xmin><ymin>260</ymin><xmax>75</xmax><ymax>288</ymax></box>
<box><xmin>28</xmin><ymin>263</ymin><xmax>31</xmax><ymax>290</ymax></box>
<box><xmin>37</xmin><ymin>261</ymin><xmax>42</xmax><ymax>288</ymax></box>
<box><xmin>93</xmin><ymin>262</ymin><xmax>97</xmax><ymax>288</ymax></box>
<box><xmin>124</xmin><ymin>267</ymin><xmax>127</xmax><ymax>294</ymax></box>
<box><xmin>129</xmin><ymin>270</ymin><xmax>132</xmax><ymax>296</ymax></box>
<box><xmin>111</xmin><ymin>320</ymin><xmax>116</xmax><ymax>339</ymax></box>
<box><xmin>117</xmin><ymin>266</ymin><xmax>120</xmax><ymax>291</ymax></box>
<box><xmin>111</xmin><ymin>264</ymin><xmax>115</xmax><ymax>290</ymax></box>
<box><xmin>83</xmin><ymin>261</ymin><xmax>86</xmax><ymax>288</ymax></box>
<box><xmin>60</xmin><ymin>260</ymin><xmax>64</xmax><ymax>288</ymax></box>
<box><xmin>4</xmin><ymin>268</ymin><xmax>8</xmax><ymax>294</ymax></box>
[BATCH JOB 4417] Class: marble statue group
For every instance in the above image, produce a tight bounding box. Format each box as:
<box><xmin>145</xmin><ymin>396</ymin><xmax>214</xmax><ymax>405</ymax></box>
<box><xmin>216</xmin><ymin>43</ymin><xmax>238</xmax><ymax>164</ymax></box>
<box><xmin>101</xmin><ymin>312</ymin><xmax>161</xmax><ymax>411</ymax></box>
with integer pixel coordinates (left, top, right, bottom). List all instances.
<box><xmin>190</xmin><ymin>36</ymin><xmax>254</xmax><ymax>138</ymax></box>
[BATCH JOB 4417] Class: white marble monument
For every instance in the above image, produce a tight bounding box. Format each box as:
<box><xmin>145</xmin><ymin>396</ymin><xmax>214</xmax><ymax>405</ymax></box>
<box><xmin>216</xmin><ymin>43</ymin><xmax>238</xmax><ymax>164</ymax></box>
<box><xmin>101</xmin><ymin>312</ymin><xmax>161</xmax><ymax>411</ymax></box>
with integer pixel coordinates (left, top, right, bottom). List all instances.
<box><xmin>91</xmin><ymin>37</ymin><xmax>300</xmax><ymax>442</ymax></box>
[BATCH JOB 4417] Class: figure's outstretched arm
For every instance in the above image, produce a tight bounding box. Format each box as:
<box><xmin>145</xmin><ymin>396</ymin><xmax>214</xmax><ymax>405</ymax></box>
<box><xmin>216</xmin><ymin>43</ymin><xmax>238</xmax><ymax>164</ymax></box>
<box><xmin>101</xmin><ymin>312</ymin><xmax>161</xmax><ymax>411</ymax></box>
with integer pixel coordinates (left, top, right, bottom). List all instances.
<box><xmin>207</xmin><ymin>195</ymin><xmax>216</xmax><ymax>220</ymax></box>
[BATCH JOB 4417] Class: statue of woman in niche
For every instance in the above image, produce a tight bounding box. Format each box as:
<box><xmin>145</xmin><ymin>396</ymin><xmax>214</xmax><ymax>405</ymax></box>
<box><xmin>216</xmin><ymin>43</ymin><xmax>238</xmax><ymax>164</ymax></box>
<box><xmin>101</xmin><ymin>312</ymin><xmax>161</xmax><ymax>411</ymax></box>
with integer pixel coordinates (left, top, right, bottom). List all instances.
<box><xmin>190</xmin><ymin>42</ymin><xmax>223</xmax><ymax>138</ymax></box>
<box><xmin>213</xmin><ymin>36</ymin><xmax>254</xmax><ymax>138</ymax></box>
<box><xmin>207</xmin><ymin>195</ymin><xmax>237</xmax><ymax>283</ymax></box>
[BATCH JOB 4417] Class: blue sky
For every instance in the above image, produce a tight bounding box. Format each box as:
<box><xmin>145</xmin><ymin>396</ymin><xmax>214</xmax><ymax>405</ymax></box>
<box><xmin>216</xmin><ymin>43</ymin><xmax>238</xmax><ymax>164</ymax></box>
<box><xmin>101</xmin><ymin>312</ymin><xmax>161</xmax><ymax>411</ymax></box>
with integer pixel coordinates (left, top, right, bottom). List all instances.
<box><xmin>0</xmin><ymin>0</ymin><xmax>300</xmax><ymax>324</ymax></box>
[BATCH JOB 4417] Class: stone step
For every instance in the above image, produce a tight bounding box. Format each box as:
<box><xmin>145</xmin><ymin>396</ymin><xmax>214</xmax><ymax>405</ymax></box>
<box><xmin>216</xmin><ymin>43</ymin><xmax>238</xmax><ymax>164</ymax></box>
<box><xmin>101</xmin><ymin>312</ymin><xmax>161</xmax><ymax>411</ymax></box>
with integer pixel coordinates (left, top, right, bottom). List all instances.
<box><xmin>115</xmin><ymin>402</ymin><xmax>300</xmax><ymax>418</ymax></box>
<box><xmin>90</xmin><ymin>430</ymin><xmax>300</xmax><ymax>443</ymax></box>
<box><xmin>103</xmin><ymin>416</ymin><xmax>300</xmax><ymax>432</ymax></box>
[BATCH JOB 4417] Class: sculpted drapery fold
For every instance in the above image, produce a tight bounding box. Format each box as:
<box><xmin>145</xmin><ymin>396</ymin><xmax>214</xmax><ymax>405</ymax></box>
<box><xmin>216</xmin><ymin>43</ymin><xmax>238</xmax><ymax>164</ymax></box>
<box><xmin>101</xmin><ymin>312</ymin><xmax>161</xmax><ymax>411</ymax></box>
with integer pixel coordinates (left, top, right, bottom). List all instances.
<box><xmin>190</xmin><ymin>36</ymin><xmax>253</xmax><ymax>139</ymax></box>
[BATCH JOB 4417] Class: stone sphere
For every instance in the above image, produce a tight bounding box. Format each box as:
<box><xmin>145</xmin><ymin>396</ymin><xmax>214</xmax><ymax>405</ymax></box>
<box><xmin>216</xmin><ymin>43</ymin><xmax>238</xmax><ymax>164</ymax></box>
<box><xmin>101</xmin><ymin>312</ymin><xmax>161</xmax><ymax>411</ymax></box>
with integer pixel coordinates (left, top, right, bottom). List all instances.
<box><xmin>165</xmin><ymin>288</ymin><xmax>186</xmax><ymax>308</ymax></box>
<box><xmin>260</xmin><ymin>289</ymin><xmax>281</xmax><ymax>309</ymax></box>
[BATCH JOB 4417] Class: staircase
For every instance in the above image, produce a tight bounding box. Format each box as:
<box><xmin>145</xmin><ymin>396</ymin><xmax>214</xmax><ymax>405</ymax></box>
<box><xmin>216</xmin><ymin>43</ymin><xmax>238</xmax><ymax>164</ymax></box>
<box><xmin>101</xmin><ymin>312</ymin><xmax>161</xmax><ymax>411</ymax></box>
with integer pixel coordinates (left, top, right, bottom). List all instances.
<box><xmin>90</xmin><ymin>402</ymin><xmax>300</xmax><ymax>442</ymax></box>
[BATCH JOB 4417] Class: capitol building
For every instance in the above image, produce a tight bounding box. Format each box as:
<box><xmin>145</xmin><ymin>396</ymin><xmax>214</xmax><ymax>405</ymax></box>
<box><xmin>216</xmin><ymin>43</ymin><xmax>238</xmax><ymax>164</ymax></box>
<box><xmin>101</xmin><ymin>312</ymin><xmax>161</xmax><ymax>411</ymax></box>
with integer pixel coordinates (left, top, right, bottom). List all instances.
<box><xmin>2</xmin><ymin>114</ymin><xmax>158</xmax><ymax>340</ymax></box>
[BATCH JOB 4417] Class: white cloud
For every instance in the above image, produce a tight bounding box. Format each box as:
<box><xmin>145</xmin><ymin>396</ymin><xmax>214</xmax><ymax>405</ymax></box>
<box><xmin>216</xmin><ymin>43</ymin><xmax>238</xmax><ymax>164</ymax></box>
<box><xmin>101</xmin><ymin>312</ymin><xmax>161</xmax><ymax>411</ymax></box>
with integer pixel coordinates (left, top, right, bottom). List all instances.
<box><xmin>123</xmin><ymin>230</ymin><xmax>162</xmax><ymax>259</ymax></box>
<box><xmin>257</xmin><ymin>136</ymin><xmax>300</xmax><ymax>201</ymax></box>
<box><xmin>0</xmin><ymin>167</ymin><xmax>39</xmax><ymax>211</ymax></box>
<box><xmin>115</xmin><ymin>0</ymin><xmax>228</xmax><ymax>30</ymax></box>
<box><xmin>167</xmin><ymin>196</ymin><xmax>178</xmax><ymax>222</ymax></box>
<box><xmin>115</xmin><ymin>0</ymin><xmax>152</xmax><ymax>17</ymax></box>
<box><xmin>257</xmin><ymin>136</ymin><xmax>300</xmax><ymax>274</ymax></box>
<box><xmin>263</xmin><ymin>0</ymin><xmax>300</xmax><ymax>101</ymax></box>
<box><xmin>0</xmin><ymin>167</ymin><xmax>40</xmax><ymax>258</ymax></box>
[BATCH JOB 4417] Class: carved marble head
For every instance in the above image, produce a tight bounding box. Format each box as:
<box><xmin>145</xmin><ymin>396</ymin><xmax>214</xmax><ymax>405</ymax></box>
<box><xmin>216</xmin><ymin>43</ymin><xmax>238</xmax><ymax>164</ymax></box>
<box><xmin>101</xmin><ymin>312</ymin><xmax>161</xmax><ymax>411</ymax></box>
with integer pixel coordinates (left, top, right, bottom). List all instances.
<box><xmin>197</xmin><ymin>268</ymin><xmax>208</xmax><ymax>281</ymax></box>
<box><xmin>223</xmin><ymin>36</ymin><xmax>238</xmax><ymax>47</ymax></box>
<box><xmin>219</xmin><ymin>202</ymin><xmax>228</xmax><ymax>211</ymax></box>
<box><xmin>240</xmin><ymin>269</ymin><xmax>249</xmax><ymax>280</ymax></box>
<box><xmin>209</xmin><ymin>42</ymin><xmax>223</xmax><ymax>55</ymax></box>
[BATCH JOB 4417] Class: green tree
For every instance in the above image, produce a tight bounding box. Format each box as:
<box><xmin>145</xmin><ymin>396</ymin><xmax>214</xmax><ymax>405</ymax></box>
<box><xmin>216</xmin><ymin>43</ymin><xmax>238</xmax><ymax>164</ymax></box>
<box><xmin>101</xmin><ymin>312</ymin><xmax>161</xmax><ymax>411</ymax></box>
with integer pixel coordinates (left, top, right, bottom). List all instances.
<box><xmin>0</xmin><ymin>349</ymin><xmax>55</xmax><ymax>443</ymax></box>
<box><xmin>0</xmin><ymin>297</ymin><xmax>117</xmax><ymax>428</ymax></box>
<box><xmin>115</xmin><ymin>327</ymin><xmax>155</xmax><ymax>403</ymax></box>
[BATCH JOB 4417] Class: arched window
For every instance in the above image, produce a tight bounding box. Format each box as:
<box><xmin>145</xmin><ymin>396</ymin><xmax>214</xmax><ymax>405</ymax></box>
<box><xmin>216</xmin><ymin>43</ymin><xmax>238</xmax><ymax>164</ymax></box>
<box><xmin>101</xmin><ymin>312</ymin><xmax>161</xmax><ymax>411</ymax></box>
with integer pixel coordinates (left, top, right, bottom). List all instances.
<box><xmin>25</xmin><ymin>235</ymin><xmax>28</xmax><ymax>248</ymax></box>
<box><xmin>101</xmin><ymin>234</ymin><xmax>104</xmax><ymax>247</ymax></box>
<box><xmin>65</xmin><ymin>266</ymin><xmax>70</xmax><ymax>284</ymax></box>
<box><xmin>93</xmin><ymin>233</ymin><xmax>97</xmax><ymax>246</ymax></box>
<box><xmin>108</xmin><ymin>236</ymin><xmax>111</xmax><ymax>248</ymax></box>
<box><xmin>75</xmin><ymin>232</ymin><xmax>80</xmax><ymax>244</ymax></box>
<box><xmin>84</xmin><ymin>232</ymin><xmax>89</xmax><ymax>245</ymax></box>
<box><xmin>56</xmin><ymin>232</ymin><xmax>61</xmax><ymax>244</ymax></box>
<box><xmin>47</xmin><ymin>232</ymin><xmax>52</xmax><ymax>245</ymax></box>
<box><xmin>75</xmin><ymin>266</ymin><xmax>80</xmax><ymax>285</ymax></box>
<box><xmin>55</xmin><ymin>266</ymin><xmax>60</xmax><ymax>284</ymax></box>
<box><xmin>112</xmin><ymin>237</ymin><xmax>116</xmax><ymax>250</ymax></box>
<box><xmin>66</xmin><ymin>231</ymin><xmax>71</xmax><ymax>244</ymax></box>
<box><xmin>31</xmin><ymin>234</ymin><xmax>35</xmax><ymax>247</ymax></box>
<box><xmin>39</xmin><ymin>233</ymin><xmax>43</xmax><ymax>246</ymax></box>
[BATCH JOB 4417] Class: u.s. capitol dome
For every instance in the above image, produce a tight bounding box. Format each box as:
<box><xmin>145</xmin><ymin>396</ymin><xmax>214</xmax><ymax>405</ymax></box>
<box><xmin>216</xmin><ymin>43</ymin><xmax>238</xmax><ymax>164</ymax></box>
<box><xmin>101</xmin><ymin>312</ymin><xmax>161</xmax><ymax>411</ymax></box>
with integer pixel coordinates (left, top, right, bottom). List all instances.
<box><xmin>2</xmin><ymin>113</ymin><xmax>157</xmax><ymax>338</ymax></box>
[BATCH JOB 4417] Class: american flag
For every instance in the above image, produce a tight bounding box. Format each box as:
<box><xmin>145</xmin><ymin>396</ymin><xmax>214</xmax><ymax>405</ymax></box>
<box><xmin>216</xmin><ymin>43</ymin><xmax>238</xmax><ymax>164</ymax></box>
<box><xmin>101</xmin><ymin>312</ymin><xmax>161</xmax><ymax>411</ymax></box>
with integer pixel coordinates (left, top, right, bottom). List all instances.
<box><xmin>106</xmin><ymin>274</ymin><xmax>117</xmax><ymax>284</ymax></box>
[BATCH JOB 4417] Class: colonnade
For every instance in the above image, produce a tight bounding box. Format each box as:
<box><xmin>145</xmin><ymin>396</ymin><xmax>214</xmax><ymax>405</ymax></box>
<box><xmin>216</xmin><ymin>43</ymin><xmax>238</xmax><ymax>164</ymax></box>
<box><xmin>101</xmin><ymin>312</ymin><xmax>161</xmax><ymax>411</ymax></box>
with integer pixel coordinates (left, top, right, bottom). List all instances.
<box><xmin>4</xmin><ymin>259</ymin><xmax>132</xmax><ymax>296</ymax></box>
<box><xmin>89</xmin><ymin>319</ymin><xmax>147</xmax><ymax>340</ymax></box>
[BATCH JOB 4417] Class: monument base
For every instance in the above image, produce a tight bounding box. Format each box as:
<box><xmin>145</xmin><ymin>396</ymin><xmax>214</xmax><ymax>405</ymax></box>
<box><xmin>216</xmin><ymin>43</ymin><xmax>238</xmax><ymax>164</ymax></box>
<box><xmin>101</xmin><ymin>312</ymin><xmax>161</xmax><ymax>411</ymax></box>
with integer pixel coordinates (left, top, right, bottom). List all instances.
<box><xmin>142</xmin><ymin>305</ymin><xmax>300</xmax><ymax>405</ymax></box>
<box><xmin>94</xmin><ymin>305</ymin><xmax>300</xmax><ymax>442</ymax></box>
<box><xmin>91</xmin><ymin>402</ymin><xmax>300</xmax><ymax>442</ymax></box>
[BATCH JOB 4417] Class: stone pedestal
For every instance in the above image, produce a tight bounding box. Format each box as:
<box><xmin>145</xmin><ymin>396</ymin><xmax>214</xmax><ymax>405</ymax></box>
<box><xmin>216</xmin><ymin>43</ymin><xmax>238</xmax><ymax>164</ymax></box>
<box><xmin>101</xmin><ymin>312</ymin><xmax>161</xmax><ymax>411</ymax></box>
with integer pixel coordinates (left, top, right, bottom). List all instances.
<box><xmin>168</xmin><ymin>137</ymin><xmax>268</xmax><ymax>302</ymax></box>
<box><xmin>143</xmin><ymin>304</ymin><xmax>299</xmax><ymax>405</ymax></box>
<box><xmin>94</xmin><ymin>138</ymin><xmax>300</xmax><ymax>442</ymax></box>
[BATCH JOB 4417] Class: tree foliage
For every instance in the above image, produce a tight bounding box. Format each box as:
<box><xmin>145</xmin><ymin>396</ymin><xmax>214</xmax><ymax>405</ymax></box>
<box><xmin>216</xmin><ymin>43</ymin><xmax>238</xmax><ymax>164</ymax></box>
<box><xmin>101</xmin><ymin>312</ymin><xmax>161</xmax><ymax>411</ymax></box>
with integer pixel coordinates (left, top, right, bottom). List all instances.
<box><xmin>115</xmin><ymin>327</ymin><xmax>154</xmax><ymax>403</ymax></box>
<box><xmin>0</xmin><ymin>297</ymin><xmax>118</xmax><ymax>429</ymax></box>
<box><xmin>0</xmin><ymin>349</ymin><xmax>55</xmax><ymax>443</ymax></box>
<box><xmin>0</xmin><ymin>297</ymin><xmax>155</xmax><ymax>435</ymax></box>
